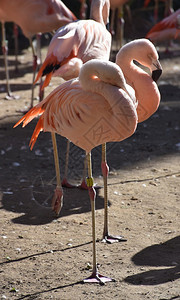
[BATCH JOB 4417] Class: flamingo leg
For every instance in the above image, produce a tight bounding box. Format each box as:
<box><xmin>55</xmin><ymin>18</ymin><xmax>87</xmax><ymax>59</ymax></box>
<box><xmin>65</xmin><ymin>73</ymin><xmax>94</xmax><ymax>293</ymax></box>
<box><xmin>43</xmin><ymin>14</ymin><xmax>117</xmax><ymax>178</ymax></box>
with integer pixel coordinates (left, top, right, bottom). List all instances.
<box><xmin>13</xmin><ymin>23</ymin><xmax>19</xmax><ymax>72</ymax></box>
<box><xmin>36</xmin><ymin>33</ymin><xmax>44</xmax><ymax>102</ymax></box>
<box><xmin>101</xmin><ymin>143</ymin><xmax>127</xmax><ymax>244</ymax></box>
<box><xmin>154</xmin><ymin>0</ymin><xmax>159</xmax><ymax>23</ymax></box>
<box><xmin>51</xmin><ymin>132</ymin><xmax>63</xmax><ymax>216</ymax></box>
<box><xmin>29</xmin><ymin>37</ymin><xmax>38</xmax><ymax>109</ymax></box>
<box><xmin>1</xmin><ymin>22</ymin><xmax>19</xmax><ymax>100</ymax></box>
<box><xmin>78</xmin><ymin>153</ymin><xmax>88</xmax><ymax>189</ymax></box>
<box><xmin>110</xmin><ymin>8</ymin><xmax>115</xmax><ymax>36</ymax></box>
<box><xmin>118</xmin><ymin>5</ymin><xmax>124</xmax><ymax>49</ymax></box>
<box><xmin>83</xmin><ymin>152</ymin><xmax>114</xmax><ymax>284</ymax></box>
<box><xmin>62</xmin><ymin>139</ymin><xmax>77</xmax><ymax>188</ymax></box>
<box><xmin>29</xmin><ymin>34</ymin><xmax>43</xmax><ymax>109</ymax></box>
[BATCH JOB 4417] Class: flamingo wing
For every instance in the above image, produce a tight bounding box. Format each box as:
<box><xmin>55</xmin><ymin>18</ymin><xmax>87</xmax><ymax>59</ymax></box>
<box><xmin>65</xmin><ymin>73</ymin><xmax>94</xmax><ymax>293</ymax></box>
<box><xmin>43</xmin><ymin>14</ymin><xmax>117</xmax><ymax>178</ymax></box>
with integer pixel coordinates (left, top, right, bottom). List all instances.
<box><xmin>0</xmin><ymin>0</ymin><xmax>76</xmax><ymax>37</ymax></box>
<box><xmin>45</xmin><ymin>0</ymin><xmax>77</xmax><ymax>21</ymax></box>
<box><xmin>34</xmin><ymin>20</ymin><xmax>111</xmax><ymax>87</ymax></box>
<box><xmin>15</xmin><ymin>75</ymin><xmax>137</xmax><ymax>153</ymax></box>
<box><xmin>146</xmin><ymin>9</ymin><xmax>180</xmax><ymax>37</ymax></box>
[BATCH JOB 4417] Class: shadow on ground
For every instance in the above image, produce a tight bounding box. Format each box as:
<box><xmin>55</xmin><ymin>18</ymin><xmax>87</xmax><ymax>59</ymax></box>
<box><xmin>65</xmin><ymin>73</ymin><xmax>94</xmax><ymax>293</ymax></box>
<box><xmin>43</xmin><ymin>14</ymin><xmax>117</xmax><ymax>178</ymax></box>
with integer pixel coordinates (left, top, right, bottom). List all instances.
<box><xmin>125</xmin><ymin>236</ymin><xmax>180</xmax><ymax>285</ymax></box>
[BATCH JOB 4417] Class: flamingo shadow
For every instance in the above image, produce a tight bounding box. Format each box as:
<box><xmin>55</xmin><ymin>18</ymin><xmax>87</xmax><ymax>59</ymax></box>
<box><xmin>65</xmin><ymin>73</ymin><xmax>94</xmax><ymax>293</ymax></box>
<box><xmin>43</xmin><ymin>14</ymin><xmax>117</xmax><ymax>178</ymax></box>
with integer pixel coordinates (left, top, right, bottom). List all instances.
<box><xmin>1</xmin><ymin>182</ymin><xmax>106</xmax><ymax>225</ymax></box>
<box><xmin>124</xmin><ymin>236</ymin><xmax>180</xmax><ymax>285</ymax></box>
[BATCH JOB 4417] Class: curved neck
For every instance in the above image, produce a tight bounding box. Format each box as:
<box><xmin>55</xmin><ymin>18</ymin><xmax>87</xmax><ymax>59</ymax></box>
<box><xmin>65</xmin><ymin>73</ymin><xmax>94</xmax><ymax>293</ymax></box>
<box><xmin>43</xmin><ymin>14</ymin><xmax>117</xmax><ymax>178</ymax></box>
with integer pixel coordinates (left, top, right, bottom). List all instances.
<box><xmin>116</xmin><ymin>47</ymin><xmax>147</xmax><ymax>84</ymax></box>
<box><xmin>90</xmin><ymin>0</ymin><xmax>110</xmax><ymax>26</ymax></box>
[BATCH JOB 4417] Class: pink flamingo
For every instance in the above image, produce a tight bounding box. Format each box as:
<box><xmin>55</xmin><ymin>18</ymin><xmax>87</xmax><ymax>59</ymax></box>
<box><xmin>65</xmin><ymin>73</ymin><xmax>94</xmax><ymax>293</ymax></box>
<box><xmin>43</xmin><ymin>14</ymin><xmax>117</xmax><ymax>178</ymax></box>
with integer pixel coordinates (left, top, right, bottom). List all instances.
<box><xmin>146</xmin><ymin>9</ymin><xmax>180</xmax><ymax>45</ymax></box>
<box><xmin>33</xmin><ymin>0</ymin><xmax>112</xmax><ymax>205</ymax></box>
<box><xmin>34</xmin><ymin>0</ymin><xmax>111</xmax><ymax>89</ymax></box>
<box><xmin>97</xmin><ymin>38</ymin><xmax>162</xmax><ymax>244</ymax></box>
<box><xmin>14</xmin><ymin>59</ymin><xmax>138</xmax><ymax>284</ymax></box>
<box><xmin>0</xmin><ymin>0</ymin><xmax>77</xmax><ymax>100</ymax></box>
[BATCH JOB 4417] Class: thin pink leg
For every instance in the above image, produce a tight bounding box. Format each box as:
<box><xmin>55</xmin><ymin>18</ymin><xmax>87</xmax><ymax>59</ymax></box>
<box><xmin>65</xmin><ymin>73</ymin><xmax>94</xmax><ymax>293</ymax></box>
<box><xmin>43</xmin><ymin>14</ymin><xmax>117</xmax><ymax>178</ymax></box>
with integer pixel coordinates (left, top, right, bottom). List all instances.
<box><xmin>102</xmin><ymin>143</ymin><xmax>127</xmax><ymax>244</ymax></box>
<box><xmin>62</xmin><ymin>140</ymin><xmax>77</xmax><ymax>188</ymax></box>
<box><xmin>1</xmin><ymin>22</ymin><xmax>19</xmax><ymax>100</ymax></box>
<box><xmin>78</xmin><ymin>154</ymin><xmax>88</xmax><ymax>190</ymax></box>
<box><xmin>83</xmin><ymin>152</ymin><xmax>114</xmax><ymax>284</ymax></box>
<box><xmin>51</xmin><ymin>132</ymin><xmax>63</xmax><ymax>216</ymax></box>
<box><xmin>13</xmin><ymin>23</ymin><xmax>19</xmax><ymax>72</ymax></box>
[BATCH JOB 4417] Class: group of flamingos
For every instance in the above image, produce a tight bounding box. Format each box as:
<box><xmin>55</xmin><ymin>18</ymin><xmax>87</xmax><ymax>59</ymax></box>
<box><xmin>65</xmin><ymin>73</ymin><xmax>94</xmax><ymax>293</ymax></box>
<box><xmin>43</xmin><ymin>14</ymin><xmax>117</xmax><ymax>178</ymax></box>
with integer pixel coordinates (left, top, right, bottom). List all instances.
<box><xmin>2</xmin><ymin>0</ymin><xmax>179</xmax><ymax>285</ymax></box>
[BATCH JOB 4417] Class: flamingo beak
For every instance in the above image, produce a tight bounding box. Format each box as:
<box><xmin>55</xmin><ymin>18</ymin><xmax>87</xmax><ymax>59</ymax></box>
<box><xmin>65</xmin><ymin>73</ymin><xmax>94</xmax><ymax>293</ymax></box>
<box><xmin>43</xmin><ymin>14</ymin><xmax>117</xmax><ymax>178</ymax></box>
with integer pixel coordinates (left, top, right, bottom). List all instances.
<box><xmin>152</xmin><ymin>69</ymin><xmax>162</xmax><ymax>82</ymax></box>
<box><xmin>152</xmin><ymin>59</ymin><xmax>162</xmax><ymax>82</ymax></box>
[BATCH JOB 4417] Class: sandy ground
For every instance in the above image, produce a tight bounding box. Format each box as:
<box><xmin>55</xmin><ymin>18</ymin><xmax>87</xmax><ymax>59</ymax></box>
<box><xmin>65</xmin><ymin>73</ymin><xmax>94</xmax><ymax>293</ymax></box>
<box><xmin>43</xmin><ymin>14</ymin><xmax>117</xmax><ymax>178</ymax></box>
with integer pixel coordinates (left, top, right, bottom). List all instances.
<box><xmin>0</xmin><ymin>41</ymin><xmax>180</xmax><ymax>300</ymax></box>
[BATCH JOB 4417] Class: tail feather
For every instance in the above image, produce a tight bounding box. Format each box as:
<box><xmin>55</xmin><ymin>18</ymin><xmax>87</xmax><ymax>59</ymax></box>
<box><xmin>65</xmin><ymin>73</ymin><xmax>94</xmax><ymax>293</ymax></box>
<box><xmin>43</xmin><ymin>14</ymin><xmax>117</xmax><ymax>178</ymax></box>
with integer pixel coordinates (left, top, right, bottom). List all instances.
<box><xmin>34</xmin><ymin>54</ymin><xmax>58</xmax><ymax>87</ymax></box>
<box><xmin>29</xmin><ymin>117</ymin><xmax>44</xmax><ymax>150</ymax></box>
<box><xmin>174</xmin><ymin>28</ymin><xmax>180</xmax><ymax>39</ymax></box>
<box><xmin>41</xmin><ymin>72</ymin><xmax>53</xmax><ymax>90</ymax></box>
<box><xmin>13</xmin><ymin>106</ymin><xmax>44</xmax><ymax>129</ymax></box>
<box><xmin>33</xmin><ymin>61</ymin><xmax>47</xmax><ymax>85</ymax></box>
<box><xmin>146</xmin><ymin>22</ymin><xmax>168</xmax><ymax>37</ymax></box>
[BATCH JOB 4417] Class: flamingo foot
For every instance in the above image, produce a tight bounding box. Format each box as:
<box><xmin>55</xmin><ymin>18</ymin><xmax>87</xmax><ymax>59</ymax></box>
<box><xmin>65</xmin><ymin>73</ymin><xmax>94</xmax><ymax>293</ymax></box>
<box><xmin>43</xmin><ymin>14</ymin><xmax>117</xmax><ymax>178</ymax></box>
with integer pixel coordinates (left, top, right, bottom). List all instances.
<box><xmin>78</xmin><ymin>179</ymin><xmax>88</xmax><ymax>190</ymax></box>
<box><xmin>51</xmin><ymin>186</ymin><xmax>63</xmax><ymax>216</ymax></box>
<box><xmin>102</xmin><ymin>233</ymin><xmax>127</xmax><ymax>244</ymax></box>
<box><xmin>5</xmin><ymin>92</ymin><xmax>20</xmax><ymax>100</ymax></box>
<box><xmin>83</xmin><ymin>271</ymin><xmax>115</xmax><ymax>284</ymax></box>
<box><xmin>61</xmin><ymin>178</ymin><xmax>77</xmax><ymax>188</ymax></box>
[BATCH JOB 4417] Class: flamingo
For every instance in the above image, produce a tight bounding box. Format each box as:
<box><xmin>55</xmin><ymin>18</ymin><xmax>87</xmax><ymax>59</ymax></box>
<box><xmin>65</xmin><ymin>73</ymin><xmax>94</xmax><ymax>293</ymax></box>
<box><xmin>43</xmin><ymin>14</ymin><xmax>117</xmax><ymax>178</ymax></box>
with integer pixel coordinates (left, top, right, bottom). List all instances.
<box><xmin>14</xmin><ymin>59</ymin><xmax>138</xmax><ymax>283</ymax></box>
<box><xmin>146</xmin><ymin>9</ymin><xmax>180</xmax><ymax>45</ymax></box>
<box><xmin>33</xmin><ymin>0</ymin><xmax>112</xmax><ymax>214</ymax></box>
<box><xmin>34</xmin><ymin>0</ymin><xmax>111</xmax><ymax>89</ymax></box>
<box><xmin>0</xmin><ymin>0</ymin><xmax>77</xmax><ymax>100</ymax></box>
<box><xmin>97</xmin><ymin>38</ymin><xmax>162</xmax><ymax>243</ymax></box>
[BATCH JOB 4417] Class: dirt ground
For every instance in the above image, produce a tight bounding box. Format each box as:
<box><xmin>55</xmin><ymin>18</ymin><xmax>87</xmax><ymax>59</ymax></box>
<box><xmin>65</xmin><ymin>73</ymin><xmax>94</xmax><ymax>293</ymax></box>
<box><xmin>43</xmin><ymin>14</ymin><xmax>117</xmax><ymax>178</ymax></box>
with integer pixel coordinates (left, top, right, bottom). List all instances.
<box><xmin>0</xmin><ymin>40</ymin><xmax>180</xmax><ymax>300</ymax></box>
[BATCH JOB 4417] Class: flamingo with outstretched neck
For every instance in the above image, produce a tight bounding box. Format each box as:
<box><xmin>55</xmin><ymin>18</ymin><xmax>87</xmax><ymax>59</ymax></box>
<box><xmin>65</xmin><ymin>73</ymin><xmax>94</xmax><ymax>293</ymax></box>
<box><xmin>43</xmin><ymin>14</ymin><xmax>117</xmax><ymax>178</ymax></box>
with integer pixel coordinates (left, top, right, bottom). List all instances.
<box><xmin>14</xmin><ymin>59</ymin><xmax>138</xmax><ymax>284</ymax></box>
<box><xmin>96</xmin><ymin>38</ymin><xmax>162</xmax><ymax>243</ymax></box>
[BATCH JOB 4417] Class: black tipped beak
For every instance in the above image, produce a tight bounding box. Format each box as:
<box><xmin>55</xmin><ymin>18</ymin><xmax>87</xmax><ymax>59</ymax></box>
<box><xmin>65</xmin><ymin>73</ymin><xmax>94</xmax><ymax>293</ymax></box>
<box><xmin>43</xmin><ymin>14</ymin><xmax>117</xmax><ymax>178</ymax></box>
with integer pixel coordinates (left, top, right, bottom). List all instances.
<box><xmin>106</xmin><ymin>22</ymin><xmax>110</xmax><ymax>31</ymax></box>
<box><xmin>152</xmin><ymin>69</ymin><xmax>162</xmax><ymax>82</ymax></box>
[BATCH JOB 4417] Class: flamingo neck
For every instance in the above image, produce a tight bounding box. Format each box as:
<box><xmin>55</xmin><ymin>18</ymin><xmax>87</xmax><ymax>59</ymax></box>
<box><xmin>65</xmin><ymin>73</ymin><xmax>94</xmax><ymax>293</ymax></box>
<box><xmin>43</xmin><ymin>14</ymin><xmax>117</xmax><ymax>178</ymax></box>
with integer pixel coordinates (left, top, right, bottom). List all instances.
<box><xmin>116</xmin><ymin>47</ymin><xmax>148</xmax><ymax>87</ymax></box>
<box><xmin>90</xmin><ymin>0</ymin><xmax>110</xmax><ymax>26</ymax></box>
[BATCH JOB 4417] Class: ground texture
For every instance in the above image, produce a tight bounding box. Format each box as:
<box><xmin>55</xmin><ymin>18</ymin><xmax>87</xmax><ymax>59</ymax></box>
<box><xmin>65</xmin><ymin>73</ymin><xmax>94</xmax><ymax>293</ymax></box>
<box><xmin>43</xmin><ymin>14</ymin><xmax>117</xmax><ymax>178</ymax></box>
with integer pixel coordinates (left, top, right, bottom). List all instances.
<box><xmin>0</xmin><ymin>41</ymin><xmax>180</xmax><ymax>299</ymax></box>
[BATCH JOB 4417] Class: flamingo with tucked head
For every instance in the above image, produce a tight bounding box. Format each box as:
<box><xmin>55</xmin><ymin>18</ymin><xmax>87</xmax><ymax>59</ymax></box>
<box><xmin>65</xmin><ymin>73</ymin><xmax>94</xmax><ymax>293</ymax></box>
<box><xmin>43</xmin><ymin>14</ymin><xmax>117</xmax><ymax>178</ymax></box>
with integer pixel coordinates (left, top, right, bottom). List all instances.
<box><xmin>33</xmin><ymin>0</ymin><xmax>112</xmax><ymax>220</ymax></box>
<box><xmin>14</xmin><ymin>59</ymin><xmax>138</xmax><ymax>284</ymax></box>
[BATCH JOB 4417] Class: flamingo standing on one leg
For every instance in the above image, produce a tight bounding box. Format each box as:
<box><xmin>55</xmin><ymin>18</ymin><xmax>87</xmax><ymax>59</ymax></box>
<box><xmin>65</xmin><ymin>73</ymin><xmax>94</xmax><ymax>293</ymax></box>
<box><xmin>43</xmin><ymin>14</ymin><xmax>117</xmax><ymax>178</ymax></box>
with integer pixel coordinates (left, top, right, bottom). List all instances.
<box><xmin>14</xmin><ymin>59</ymin><xmax>138</xmax><ymax>283</ymax></box>
<box><xmin>34</xmin><ymin>0</ymin><xmax>112</xmax><ymax>211</ymax></box>
<box><xmin>0</xmin><ymin>0</ymin><xmax>77</xmax><ymax>100</ymax></box>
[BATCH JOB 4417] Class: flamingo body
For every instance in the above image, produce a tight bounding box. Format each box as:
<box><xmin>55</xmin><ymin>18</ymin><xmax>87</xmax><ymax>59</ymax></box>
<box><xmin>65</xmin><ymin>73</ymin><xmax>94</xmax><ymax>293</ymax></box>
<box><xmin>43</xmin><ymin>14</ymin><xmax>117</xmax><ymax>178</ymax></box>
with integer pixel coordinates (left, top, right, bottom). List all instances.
<box><xmin>14</xmin><ymin>60</ymin><xmax>137</xmax><ymax>153</ymax></box>
<box><xmin>34</xmin><ymin>19</ymin><xmax>112</xmax><ymax>87</ymax></box>
<box><xmin>0</xmin><ymin>0</ymin><xmax>77</xmax><ymax>38</ymax></box>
